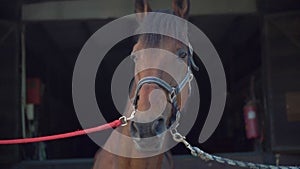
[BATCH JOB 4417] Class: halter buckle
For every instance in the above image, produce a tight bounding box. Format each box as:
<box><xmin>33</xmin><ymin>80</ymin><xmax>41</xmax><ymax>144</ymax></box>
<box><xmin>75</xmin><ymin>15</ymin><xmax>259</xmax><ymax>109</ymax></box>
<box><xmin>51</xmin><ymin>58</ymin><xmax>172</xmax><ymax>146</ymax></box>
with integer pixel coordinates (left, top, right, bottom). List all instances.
<box><xmin>169</xmin><ymin>87</ymin><xmax>177</xmax><ymax>103</ymax></box>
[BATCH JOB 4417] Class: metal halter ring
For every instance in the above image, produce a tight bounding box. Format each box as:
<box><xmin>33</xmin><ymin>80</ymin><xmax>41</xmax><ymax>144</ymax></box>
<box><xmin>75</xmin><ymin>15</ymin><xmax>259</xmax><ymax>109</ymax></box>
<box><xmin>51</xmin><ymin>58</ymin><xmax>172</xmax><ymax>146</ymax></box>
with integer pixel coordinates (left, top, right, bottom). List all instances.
<box><xmin>119</xmin><ymin>109</ymin><xmax>136</xmax><ymax>127</ymax></box>
<box><xmin>168</xmin><ymin>87</ymin><xmax>177</xmax><ymax>103</ymax></box>
<box><xmin>119</xmin><ymin>116</ymin><xmax>128</xmax><ymax>127</ymax></box>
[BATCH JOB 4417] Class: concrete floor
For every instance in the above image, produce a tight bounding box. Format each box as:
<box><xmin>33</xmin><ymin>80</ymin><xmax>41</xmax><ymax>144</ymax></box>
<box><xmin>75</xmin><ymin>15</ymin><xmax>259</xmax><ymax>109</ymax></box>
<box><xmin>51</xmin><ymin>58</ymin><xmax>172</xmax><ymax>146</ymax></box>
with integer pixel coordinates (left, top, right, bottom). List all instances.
<box><xmin>3</xmin><ymin>153</ymin><xmax>271</xmax><ymax>169</ymax></box>
<box><xmin>3</xmin><ymin>152</ymin><xmax>299</xmax><ymax>169</ymax></box>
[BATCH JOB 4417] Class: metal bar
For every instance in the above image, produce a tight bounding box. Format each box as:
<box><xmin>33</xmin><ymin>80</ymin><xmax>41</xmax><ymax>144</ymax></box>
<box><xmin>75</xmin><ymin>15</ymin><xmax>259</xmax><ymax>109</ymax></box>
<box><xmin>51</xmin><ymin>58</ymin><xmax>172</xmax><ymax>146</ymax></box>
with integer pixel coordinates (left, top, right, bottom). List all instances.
<box><xmin>21</xmin><ymin>24</ymin><xmax>26</xmax><ymax>138</ymax></box>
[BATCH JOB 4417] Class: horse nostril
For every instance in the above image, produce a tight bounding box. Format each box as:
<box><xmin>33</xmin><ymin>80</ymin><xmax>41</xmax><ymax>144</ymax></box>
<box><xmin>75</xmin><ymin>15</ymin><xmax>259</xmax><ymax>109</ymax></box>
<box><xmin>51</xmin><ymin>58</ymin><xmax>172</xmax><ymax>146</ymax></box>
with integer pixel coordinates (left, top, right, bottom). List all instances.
<box><xmin>130</xmin><ymin>122</ymin><xmax>140</xmax><ymax>140</ymax></box>
<box><xmin>152</xmin><ymin>118</ymin><xmax>166</xmax><ymax>135</ymax></box>
<box><xmin>130</xmin><ymin>118</ymin><xmax>166</xmax><ymax>139</ymax></box>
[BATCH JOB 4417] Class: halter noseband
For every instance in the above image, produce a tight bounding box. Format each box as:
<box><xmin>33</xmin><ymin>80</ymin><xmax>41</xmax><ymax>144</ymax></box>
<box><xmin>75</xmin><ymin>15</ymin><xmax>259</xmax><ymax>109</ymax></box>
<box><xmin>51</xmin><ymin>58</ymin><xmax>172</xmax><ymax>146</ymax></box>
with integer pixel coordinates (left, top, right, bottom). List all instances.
<box><xmin>133</xmin><ymin>67</ymin><xmax>193</xmax><ymax>104</ymax></box>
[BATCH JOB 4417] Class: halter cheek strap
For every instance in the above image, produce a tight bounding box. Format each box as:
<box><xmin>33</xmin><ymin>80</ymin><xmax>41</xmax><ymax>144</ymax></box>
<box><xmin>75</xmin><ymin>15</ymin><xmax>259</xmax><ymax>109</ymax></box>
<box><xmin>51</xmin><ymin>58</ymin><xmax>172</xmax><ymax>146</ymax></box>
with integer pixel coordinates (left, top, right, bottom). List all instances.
<box><xmin>188</xmin><ymin>43</ymin><xmax>199</xmax><ymax>71</ymax></box>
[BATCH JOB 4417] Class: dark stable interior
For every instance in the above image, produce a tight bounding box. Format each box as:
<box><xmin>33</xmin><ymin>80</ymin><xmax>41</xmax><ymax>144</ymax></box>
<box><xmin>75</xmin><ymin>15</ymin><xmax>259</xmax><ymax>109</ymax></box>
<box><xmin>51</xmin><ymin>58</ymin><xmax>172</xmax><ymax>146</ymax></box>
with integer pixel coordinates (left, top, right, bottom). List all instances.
<box><xmin>24</xmin><ymin>14</ymin><xmax>262</xmax><ymax>159</ymax></box>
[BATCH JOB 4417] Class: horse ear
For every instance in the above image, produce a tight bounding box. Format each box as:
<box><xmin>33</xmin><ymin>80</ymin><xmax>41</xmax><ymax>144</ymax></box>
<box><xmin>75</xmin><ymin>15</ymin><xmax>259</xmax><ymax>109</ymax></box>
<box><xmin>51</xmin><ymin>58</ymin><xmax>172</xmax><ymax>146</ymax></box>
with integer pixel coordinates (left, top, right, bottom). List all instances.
<box><xmin>172</xmin><ymin>0</ymin><xmax>190</xmax><ymax>19</ymax></box>
<box><xmin>135</xmin><ymin>0</ymin><xmax>152</xmax><ymax>13</ymax></box>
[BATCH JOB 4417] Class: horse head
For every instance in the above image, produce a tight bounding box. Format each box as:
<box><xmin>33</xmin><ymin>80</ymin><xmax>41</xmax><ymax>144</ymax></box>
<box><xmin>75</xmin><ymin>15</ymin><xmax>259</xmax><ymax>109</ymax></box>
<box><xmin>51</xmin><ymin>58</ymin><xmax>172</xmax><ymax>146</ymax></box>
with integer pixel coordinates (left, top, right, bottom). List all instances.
<box><xmin>128</xmin><ymin>0</ymin><xmax>195</xmax><ymax>153</ymax></box>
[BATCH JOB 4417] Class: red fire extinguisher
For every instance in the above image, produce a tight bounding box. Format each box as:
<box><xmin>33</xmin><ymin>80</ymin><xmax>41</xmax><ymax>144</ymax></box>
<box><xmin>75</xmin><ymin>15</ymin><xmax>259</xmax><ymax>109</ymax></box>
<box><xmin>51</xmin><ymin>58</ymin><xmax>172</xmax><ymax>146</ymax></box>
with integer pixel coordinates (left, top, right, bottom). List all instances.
<box><xmin>26</xmin><ymin>78</ymin><xmax>41</xmax><ymax>105</ymax></box>
<box><xmin>243</xmin><ymin>101</ymin><xmax>259</xmax><ymax>139</ymax></box>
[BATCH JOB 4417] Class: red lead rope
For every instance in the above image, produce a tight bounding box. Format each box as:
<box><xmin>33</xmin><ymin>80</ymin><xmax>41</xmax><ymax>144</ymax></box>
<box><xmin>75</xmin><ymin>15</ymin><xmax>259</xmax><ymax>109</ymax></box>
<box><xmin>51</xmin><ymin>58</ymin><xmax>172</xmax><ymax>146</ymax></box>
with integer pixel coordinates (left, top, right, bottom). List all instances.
<box><xmin>0</xmin><ymin>120</ymin><xmax>122</xmax><ymax>144</ymax></box>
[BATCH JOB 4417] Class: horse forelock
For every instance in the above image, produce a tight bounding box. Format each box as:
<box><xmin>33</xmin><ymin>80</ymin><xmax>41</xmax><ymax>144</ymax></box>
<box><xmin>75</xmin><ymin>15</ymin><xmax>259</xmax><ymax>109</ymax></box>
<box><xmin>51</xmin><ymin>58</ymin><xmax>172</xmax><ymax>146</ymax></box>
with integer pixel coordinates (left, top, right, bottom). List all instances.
<box><xmin>135</xmin><ymin>12</ymin><xmax>189</xmax><ymax>49</ymax></box>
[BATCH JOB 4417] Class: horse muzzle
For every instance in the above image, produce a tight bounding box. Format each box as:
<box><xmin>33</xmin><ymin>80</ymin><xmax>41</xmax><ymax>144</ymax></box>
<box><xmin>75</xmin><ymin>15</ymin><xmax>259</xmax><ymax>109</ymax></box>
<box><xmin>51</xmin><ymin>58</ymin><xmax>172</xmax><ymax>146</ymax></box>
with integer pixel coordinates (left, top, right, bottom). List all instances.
<box><xmin>130</xmin><ymin>117</ymin><xmax>167</xmax><ymax>152</ymax></box>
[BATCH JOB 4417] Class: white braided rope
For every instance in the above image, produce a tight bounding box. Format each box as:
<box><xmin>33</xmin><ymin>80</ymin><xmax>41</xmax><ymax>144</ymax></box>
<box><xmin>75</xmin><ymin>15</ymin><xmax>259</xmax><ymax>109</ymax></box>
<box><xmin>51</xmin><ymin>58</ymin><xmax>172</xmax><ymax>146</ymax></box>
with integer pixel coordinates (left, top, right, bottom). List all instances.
<box><xmin>170</xmin><ymin>119</ymin><xmax>299</xmax><ymax>169</ymax></box>
<box><xmin>191</xmin><ymin>147</ymin><xmax>300</xmax><ymax>169</ymax></box>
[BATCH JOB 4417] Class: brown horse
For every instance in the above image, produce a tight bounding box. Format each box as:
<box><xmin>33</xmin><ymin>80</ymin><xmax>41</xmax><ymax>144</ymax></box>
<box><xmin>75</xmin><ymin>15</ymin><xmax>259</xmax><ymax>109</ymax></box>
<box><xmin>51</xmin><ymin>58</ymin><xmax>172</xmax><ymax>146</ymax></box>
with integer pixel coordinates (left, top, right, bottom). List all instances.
<box><xmin>93</xmin><ymin>0</ymin><xmax>194</xmax><ymax>169</ymax></box>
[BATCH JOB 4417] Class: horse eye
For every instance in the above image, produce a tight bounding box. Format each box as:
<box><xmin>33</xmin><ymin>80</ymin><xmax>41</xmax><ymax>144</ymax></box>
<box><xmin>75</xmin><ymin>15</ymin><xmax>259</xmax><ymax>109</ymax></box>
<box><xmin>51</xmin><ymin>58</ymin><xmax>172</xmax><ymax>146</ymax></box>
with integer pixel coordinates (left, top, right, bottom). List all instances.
<box><xmin>177</xmin><ymin>49</ymin><xmax>188</xmax><ymax>59</ymax></box>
